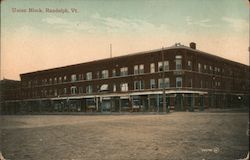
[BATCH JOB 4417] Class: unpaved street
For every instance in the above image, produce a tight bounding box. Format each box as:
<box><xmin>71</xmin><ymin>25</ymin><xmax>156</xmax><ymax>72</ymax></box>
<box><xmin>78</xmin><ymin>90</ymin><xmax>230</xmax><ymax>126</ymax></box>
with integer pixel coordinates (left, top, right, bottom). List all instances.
<box><xmin>0</xmin><ymin>112</ymin><xmax>249</xmax><ymax>160</ymax></box>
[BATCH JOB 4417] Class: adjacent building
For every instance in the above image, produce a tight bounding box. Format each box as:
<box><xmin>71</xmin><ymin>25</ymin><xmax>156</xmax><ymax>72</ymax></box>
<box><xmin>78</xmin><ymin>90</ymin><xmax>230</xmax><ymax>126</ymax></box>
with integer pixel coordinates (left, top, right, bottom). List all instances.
<box><xmin>1</xmin><ymin>42</ymin><xmax>249</xmax><ymax>114</ymax></box>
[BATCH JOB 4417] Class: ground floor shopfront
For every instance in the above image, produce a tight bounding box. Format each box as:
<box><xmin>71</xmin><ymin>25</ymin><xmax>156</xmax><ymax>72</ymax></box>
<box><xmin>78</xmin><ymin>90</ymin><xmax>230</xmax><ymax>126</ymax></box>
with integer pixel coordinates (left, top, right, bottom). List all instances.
<box><xmin>1</xmin><ymin>90</ymin><xmax>249</xmax><ymax>114</ymax></box>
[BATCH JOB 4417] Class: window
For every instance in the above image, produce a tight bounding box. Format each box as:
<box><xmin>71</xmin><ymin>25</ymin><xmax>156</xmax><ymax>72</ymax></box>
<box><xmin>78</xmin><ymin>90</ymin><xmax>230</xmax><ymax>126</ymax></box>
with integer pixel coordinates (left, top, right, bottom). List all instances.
<box><xmin>113</xmin><ymin>84</ymin><xmax>116</xmax><ymax>92</ymax></box>
<box><xmin>120</xmin><ymin>83</ymin><xmax>128</xmax><ymax>92</ymax></box>
<box><xmin>200</xmin><ymin>80</ymin><xmax>203</xmax><ymax>88</ymax></box>
<box><xmin>165</xmin><ymin>78</ymin><xmax>170</xmax><ymax>88</ymax></box>
<box><xmin>49</xmin><ymin>78</ymin><xmax>53</xmax><ymax>84</ymax></box>
<box><xmin>28</xmin><ymin>81</ymin><xmax>32</xmax><ymax>87</ymax></box>
<box><xmin>158</xmin><ymin>78</ymin><xmax>170</xmax><ymax>88</ymax></box>
<box><xmin>204</xmin><ymin>64</ymin><xmax>207</xmax><ymax>70</ymax></box>
<box><xmin>158</xmin><ymin>61</ymin><xmax>169</xmax><ymax>71</ymax></box>
<box><xmin>54</xmin><ymin>89</ymin><xmax>57</xmax><ymax>96</ymax></box>
<box><xmin>96</xmin><ymin>71</ymin><xmax>100</xmax><ymax>79</ymax></box>
<box><xmin>198</xmin><ymin>63</ymin><xmax>202</xmax><ymax>72</ymax></box>
<box><xmin>71</xmin><ymin>86</ymin><xmax>77</xmax><ymax>94</ymax></box>
<box><xmin>188</xmin><ymin>78</ymin><xmax>192</xmax><ymax>87</ymax></box>
<box><xmin>101</xmin><ymin>70</ymin><xmax>109</xmax><ymax>79</ymax></box>
<box><xmin>210</xmin><ymin>66</ymin><xmax>213</xmax><ymax>72</ymax></box>
<box><xmin>134</xmin><ymin>65</ymin><xmax>139</xmax><ymax>74</ymax></box>
<box><xmin>188</xmin><ymin>60</ymin><xmax>192</xmax><ymax>70</ymax></box>
<box><xmin>164</xmin><ymin>61</ymin><xmax>169</xmax><ymax>71</ymax></box>
<box><xmin>63</xmin><ymin>88</ymin><xmax>67</xmax><ymax>94</ymax></box>
<box><xmin>176</xmin><ymin>77</ymin><xmax>182</xmax><ymax>88</ymax></box>
<box><xmin>58</xmin><ymin>77</ymin><xmax>62</xmax><ymax>83</ymax></box>
<box><xmin>175</xmin><ymin>55</ymin><xmax>182</xmax><ymax>70</ymax></box>
<box><xmin>139</xmin><ymin>64</ymin><xmax>144</xmax><ymax>74</ymax></box>
<box><xmin>214</xmin><ymin>67</ymin><xmax>217</xmax><ymax>72</ymax></box>
<box><xmin>78</xmin><ymin>74</ymin><xmax>84</xmax><ymax>80</ymax></box>
<box><xmin>150</xmin><ymin>63</ymin><xmax>155</xmax><ymax>73</ymax></box>
<box><xmin>79</xmin><ymin>87</ymin><xmax>83</xmax><ymax>94</ymax></box>
<box><xmin>71</xmin><ymin>74</ymin><xmax>77</xmax><ymax>82</ymax></box>
<box><xmin>150</xmin><ymin>79</ymin><xmax>156</xmax><ymax>89</ymax></box>
<box><xmin>158</xmin><ymin>62</ymin><xmax>163</xmax><ymax>71</ymax></box>
<box><xmin>112</xmin><ymin>69</ymin><xmax>116</xmax><ymax>77</ymax></box>
<box><xmin>120</xmin><ymin>67</ymin><xmax>128</xmax><ymax>76</ymax></box>
<box><xmin>100</xmin><ymin>84</ymin><xmax>109</xmax><ymax>91</ymax></box>
<box><xmin>86</xmin><ymin>85</ymin><xmax>92</xmax><ymax>94</ymax></box>
<box><xmin>86</xmin><ymin>72</ymin><xmax>92</xmax><ymax>80</ymax></box>
<box><xmin>63</xmin><ymin>76</ymin><xmax>67</xmax><ymax>82</ymax></box>
<box><xmin>54</xmin><ymin>77</ymin><xmax>57</xmax><ymax>84</ymax></box>
<box><xmin>134</xmin><ymin>80</ymin><xmax>144</xmax><ymax>90</ymax></box>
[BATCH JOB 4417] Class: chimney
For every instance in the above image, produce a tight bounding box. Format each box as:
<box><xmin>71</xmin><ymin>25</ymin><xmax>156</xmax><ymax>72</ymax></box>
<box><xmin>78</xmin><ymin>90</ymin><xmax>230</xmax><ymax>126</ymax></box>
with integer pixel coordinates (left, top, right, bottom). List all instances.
<box><xmin>190</xmin><ymin>42</ymin><xmax>196</xmax><ymax>49</ymax></box>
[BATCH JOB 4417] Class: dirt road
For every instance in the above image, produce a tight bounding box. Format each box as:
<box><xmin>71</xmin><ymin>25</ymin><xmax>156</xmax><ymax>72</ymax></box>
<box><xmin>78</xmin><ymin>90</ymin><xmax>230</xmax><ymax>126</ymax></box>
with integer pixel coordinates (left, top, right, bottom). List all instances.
<box><xmin>0</xmin><ymin>112</ymin><xmax>249</xmax><ymax>160</ymax></box>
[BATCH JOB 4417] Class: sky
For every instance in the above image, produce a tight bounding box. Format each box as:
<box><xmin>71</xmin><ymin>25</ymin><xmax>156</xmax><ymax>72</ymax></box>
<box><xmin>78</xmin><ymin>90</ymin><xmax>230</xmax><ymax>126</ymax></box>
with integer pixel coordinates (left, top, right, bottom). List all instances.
<box><xmin>1</xmin><ymin>0</ymin><xmax>249</xmax><ymax>80</ymax></box>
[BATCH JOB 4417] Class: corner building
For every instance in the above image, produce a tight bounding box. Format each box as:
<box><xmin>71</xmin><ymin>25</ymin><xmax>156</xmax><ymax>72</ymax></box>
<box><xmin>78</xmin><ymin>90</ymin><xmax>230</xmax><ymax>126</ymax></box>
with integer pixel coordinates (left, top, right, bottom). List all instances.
<box><xmin>18</xmin><ymin>43</ymin><xmax>249</xmax><ymax>113</ymax></box>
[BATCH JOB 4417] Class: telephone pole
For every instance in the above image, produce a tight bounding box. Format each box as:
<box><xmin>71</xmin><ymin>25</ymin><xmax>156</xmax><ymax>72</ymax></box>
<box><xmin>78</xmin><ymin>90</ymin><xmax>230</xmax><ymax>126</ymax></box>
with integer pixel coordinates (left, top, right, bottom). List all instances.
<box><xmin>162</xmin><ymin>47</ymin><xmax>167</xmax><ymax>113</ymax></box>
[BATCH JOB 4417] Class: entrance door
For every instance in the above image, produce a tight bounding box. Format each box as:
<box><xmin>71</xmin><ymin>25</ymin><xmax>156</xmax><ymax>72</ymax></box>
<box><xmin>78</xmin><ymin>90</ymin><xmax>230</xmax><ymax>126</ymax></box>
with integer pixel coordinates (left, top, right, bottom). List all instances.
<box><xmin>175</xmin><ymin>94</ymin><xmax>183</xmax><ymax>111</ymax></box>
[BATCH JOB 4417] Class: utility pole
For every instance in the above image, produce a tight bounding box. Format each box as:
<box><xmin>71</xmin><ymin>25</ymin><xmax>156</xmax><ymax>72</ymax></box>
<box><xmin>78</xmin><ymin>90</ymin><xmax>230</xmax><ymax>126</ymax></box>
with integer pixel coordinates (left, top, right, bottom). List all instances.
<box><xmin>162</xmin><ymin>47</ymin><xmax>167</xmax><ymax>113</ymax></box>
<box><xmin>110</xmin><ymin>44</ymin><xmax>112</xmax><ymax>58</ymax></box>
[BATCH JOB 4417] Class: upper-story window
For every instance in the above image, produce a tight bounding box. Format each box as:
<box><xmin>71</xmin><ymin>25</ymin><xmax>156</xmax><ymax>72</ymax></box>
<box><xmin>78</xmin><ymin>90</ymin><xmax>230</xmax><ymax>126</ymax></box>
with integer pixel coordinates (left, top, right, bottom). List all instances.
<box><xmin>175</xmin><ymin>55</ymin><xmax>182</xmax><ymax>70</ymax></box>
<box><xmin>112</xmin><ymin>69</ymin><xmax>116</xmax><ymax>77</ymax></box>
<box><xmin>139</xmin><ymin>64</ymin><xmax>144</xmax><ymax>74</ymax></box>
<box><xmin>134</xmin><ymin>65</ymin><xmax>139</xmax><ymax>74</ymax></box>
<box><xmin>158</xmin><ymin>62</ymin><xmax>163</xmax><ymax>71</ymax></box>
<box><xmin>49</xmin><ymin>78</ymin><xmax>53</xmax><ymax>84</ymax></box>
<box><xmin>113</xmin><ymin>84</ymin><xmax>116</xmax><ymax>92</ymax></box>
<box><xmin>96</xmin><ymin>71</ymin><xmax>100</xmax><ymax>79</ymax></box>
<box><xmin>58</xmin><ymin>77</ymin><xmax>62</xmax><ymax>83</ymax></box>
<box><xmin>187</xmin><ymin>60</ymin><xmax>192</xmax><ymax>70</ymax></box>
<box><xmin>120</xmin><ymin>67</ymin><xmax>128</xmax><ymax>76</ymax></box>
<box><xmin>101</xmin><ymin>70</ymin><xmax>109</xmax><ymax>79</ymax></box>
<box><xmin>71</xmin><ymin>86</ymin><xmax>77</xmax><ymax>94</ymax></box>
<box><xmin>86</xmin><ymin>72</ymin><xmax>92</xmax><ymax>80</ymax></box>
<box><xmin>86</xmin><ymin>85</ymin><xmax>92</xmax><ymax>94</ymax></box>
<box><xmin>64</xmin><ymin>88</ymin><xmax>67</xmax><ymax>94</ymax></box>
<box><xmin>188</xmin><ymin>78</ymin><xmax>192</xmax><ymax>87</ymax></box>
<box><xmin>79</xmin><ymin>87</ymin><xmax>83</xmax><ymax>94</ymax></box>
<box><xmin>204</xmin><ymin>64</ymin><xmax>207</xmax><ymax>70</ymax></box>
<box><xmin>158</xmin><ymin>78</ymin><xmax>170</xmax><ymax>88</ymax></box>
<box><xmin>54</xmin><ymin>77</ymin><xmax>57</xmax><ymax>84</ymax></box>
<box><xmin>28</xmin><ymin>81</ymin><xmax>32</xmax><ymax>87</ymax></box>
<box><xmin>63</xmin><ymin>76</ymin><xmax>67</xmax><ymax>82</ymax></box>
<box><xmin>71</xmin><ymin>74</ymin><xmax>77</xmax><ymax>82</ymax></box>
<box><xmin>78</xmin><ymin>74</ymin><xmax>84</xmax><ymax>80</ymax></box>
<box><xmin>176</xmin><ymin>77</ymin><xmax>182</xmax><ymax>88</ymax></box>
<box><xmin>209</xmin><ymin>66</ymin><xmax>213</xmax><ymax>72</ymax></box>
<box><xmin>150</xmin><ymin>63</ymin><xmax>155</xmax><ymax>73</ymax></box>
<box><xmin>158</xmin><ymin>61</ymin><xmax>169</xmax><ymax>71</ymax></box>
<box><xmin>120</xmin><ymin>83</ymin><xmax>128</xmax><ymax>92</ymax></box>
<box><xmin>164</xmin><ymin>61</ymin><xmax>169</xmax><ymax>71</ymax></box>
<box><xmin>134</xmin><ymin>80</ymin><xmax>144</xmax><ymax>90</ymax></box>
<box><xmin>198</xmin><ymin>63</ymin><xmax>202</xmax><ymax>72</ymax></box>
<box><xmin>150</xmin><ymin>79</ymin><xmax>156</xmax><ymax>89</ymax></box>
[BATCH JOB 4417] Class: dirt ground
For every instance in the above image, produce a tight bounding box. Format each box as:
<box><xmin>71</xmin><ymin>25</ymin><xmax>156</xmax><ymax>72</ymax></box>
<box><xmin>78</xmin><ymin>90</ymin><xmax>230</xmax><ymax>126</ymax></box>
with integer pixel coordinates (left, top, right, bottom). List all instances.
<box><xmin>0</xmin><ymin>112</ymin><xmax>249</xmax><ymax>160</ymax></box>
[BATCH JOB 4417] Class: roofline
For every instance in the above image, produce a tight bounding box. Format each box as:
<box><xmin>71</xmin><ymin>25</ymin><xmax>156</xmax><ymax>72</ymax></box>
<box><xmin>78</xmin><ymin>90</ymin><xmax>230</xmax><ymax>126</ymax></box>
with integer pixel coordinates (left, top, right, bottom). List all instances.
<box><xmin>20</xmin><ymin>45</ymin><xmax>249</xmax><ymax>77</ymax></box>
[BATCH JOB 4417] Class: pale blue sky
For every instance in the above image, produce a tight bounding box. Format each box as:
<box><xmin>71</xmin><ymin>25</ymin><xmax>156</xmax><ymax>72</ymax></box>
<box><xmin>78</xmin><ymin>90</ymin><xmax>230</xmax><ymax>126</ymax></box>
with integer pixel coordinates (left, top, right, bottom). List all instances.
<box><xmin>1</xmin><ymin>0</ymin><xmax>249</xmax><ymax>80</ymax></box>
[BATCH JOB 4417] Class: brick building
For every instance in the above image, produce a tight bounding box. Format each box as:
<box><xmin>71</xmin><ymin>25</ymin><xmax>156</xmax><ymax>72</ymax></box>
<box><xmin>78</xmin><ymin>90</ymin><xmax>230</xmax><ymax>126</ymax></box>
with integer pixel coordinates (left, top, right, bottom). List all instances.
<box><xmin>0</xmin><ymin>79</ymin><xmax>21</xmax><ymax>114</ymax></box>
<box><xmin>1</xmin><ymin>42</ymin><xmax>249</xmax><ymax>114</ymax></box>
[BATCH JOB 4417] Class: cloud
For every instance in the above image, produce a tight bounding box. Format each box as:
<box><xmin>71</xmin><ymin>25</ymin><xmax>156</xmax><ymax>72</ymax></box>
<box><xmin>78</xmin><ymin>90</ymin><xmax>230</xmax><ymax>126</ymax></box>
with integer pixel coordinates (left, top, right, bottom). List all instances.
<box><xmin>185</xmin><ymin>16</ymin><xmax>215</xmax><ymax>28</ymax></box>
<box><xmin>222</xmin><ymin>17</ymin><xmax>248</xmax><ymax>32</ymax></box>
<box><xmin>42</xmin><ymin>16</ymin><xmax>96</xmax><ymax>32</ymax></box>
<box><xmin>42</xmin><ymin>14</ymin><xmax>167</xmax><ymax>35</ymax></box>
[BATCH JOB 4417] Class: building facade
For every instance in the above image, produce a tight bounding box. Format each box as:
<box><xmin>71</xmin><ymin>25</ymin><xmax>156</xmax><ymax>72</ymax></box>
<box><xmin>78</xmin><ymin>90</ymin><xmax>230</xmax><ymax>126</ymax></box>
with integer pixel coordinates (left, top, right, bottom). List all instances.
<box><xmin>0</xmin><ymin>79</ymin><xmax>21</xmax><ymax>114</ymax></box>
<box><xmin>1</xmin><ymin>43</ymin><xmax>249</xmax><ymax>114</ymax></box>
